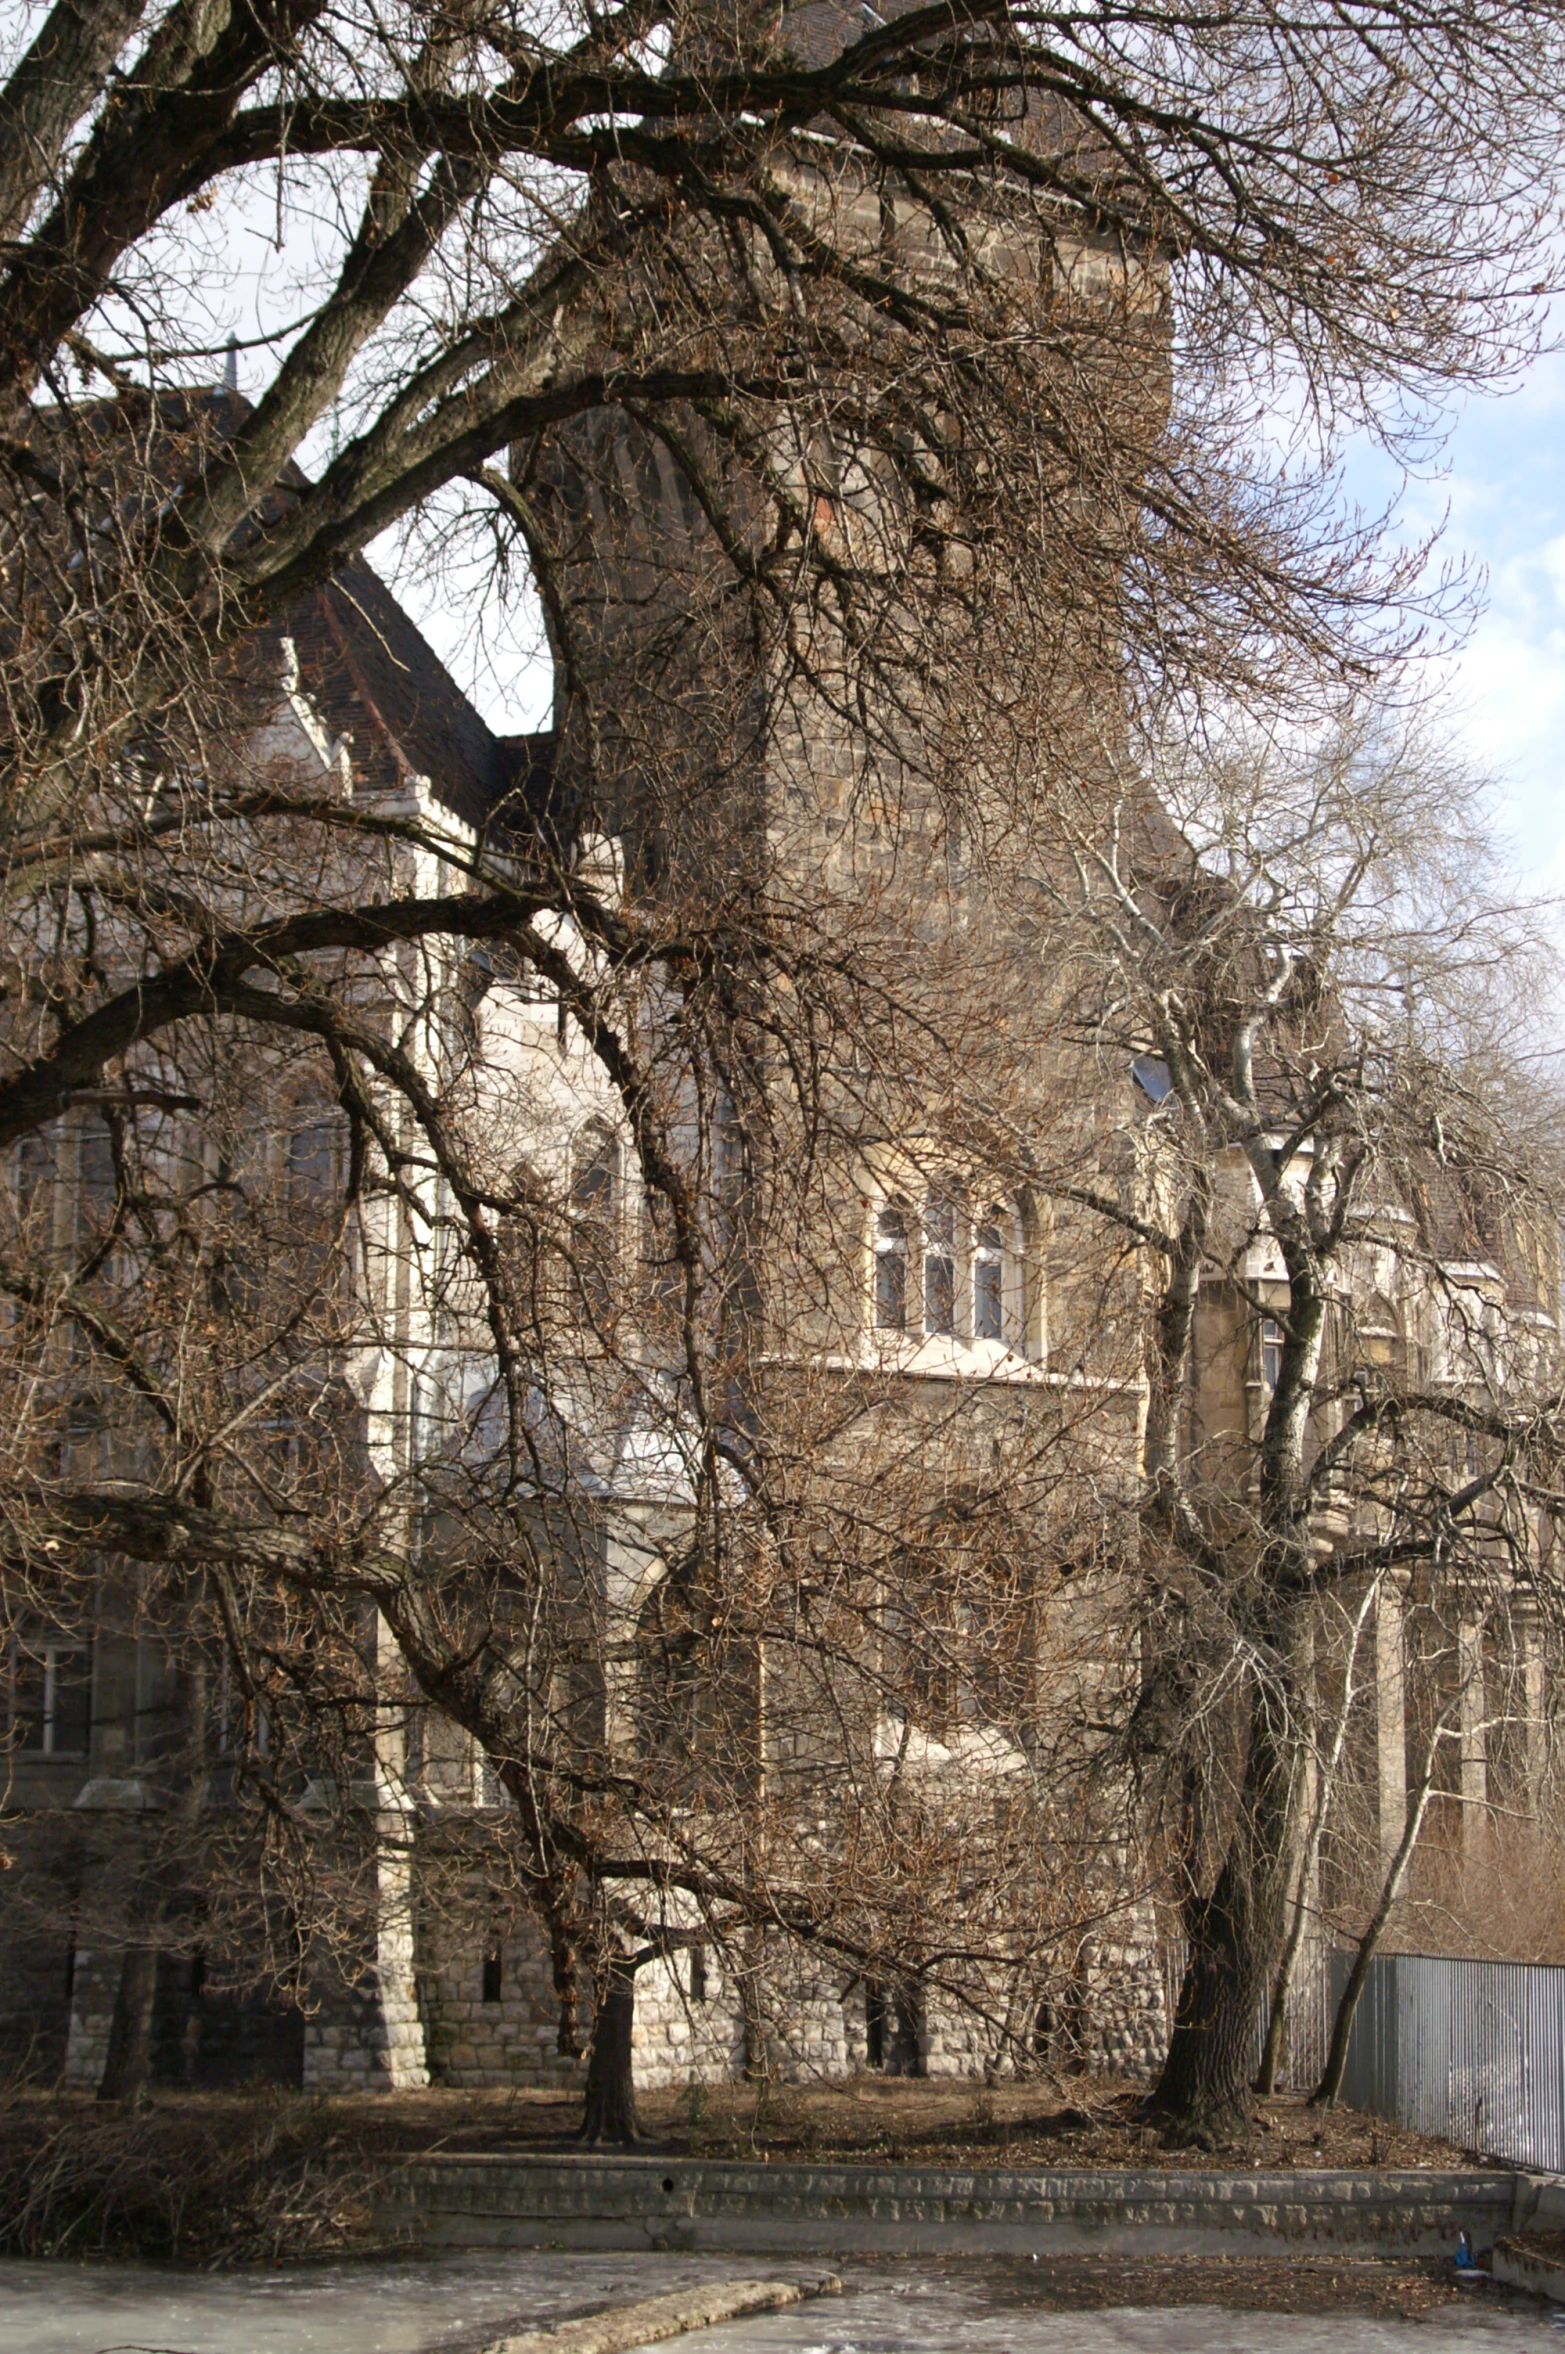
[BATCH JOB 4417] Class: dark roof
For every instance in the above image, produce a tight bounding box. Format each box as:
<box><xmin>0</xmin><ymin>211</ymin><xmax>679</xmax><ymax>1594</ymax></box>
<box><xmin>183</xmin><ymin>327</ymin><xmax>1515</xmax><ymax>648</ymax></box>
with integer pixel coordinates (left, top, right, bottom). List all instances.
<box><xmin>26</xmin><ymin>386</ymin><xmax>555</xmax><ymax>838</ymax></box>
<box><xmin>783</xmin><ymin>0</ymin><xmax>891</xmax><ymax>69</ymax></box>
<box><xmin>282</xmin><ymin>561</ymin><xmax>521</xmax><ymax>833</ymax></box>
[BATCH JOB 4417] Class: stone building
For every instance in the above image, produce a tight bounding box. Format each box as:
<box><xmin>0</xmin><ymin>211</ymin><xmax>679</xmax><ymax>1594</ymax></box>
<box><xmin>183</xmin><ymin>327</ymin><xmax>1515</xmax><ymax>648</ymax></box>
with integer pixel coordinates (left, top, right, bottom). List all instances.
<box><xmin>1</xmin><ymin>3</ymin><xmax>1559</xmax><ymax>2105</ymax></box>
<box><xmin>2</xmin><ymin>476</ymin><xmax>1555</xmax><ymax>2099</ymax></box>
<box><xmin>0</xmin><ymin>451</ymin><xmax>1177</xmax><ymax>2092</ymax></box>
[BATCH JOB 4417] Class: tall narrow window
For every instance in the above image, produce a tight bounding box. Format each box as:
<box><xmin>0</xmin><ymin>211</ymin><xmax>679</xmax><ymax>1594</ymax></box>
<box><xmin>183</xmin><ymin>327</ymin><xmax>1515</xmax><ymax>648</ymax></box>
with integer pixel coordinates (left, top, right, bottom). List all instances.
<box><xmin>1261</xmin><ymin>1317</ymin><xmax>1284</xmax><ymax>1392</ymax></box>
<box><xmin>640</xmin><ymin>1188</ymin><xmax>681</xmax><ymax>1315</ymax></box>
<box><xmin>288</xmin><ymin>1115</ymin><xmax>341</xmax><ymax>1298</ymax></box>
<box><xmin>974</xmin><ymin>1221</ymin><xmax>1005</xmax><ymax>1342</ymax></box>
<box><xmin>865</xmin><ymin>1982</ymin><xmax>887</xmax><ymax>2070</ymax></box>
<box><xmin>570</xmin><ymin>1128</ymin><xmax>618</xmax><ymax>1325</ymax></box>
<box><xmin>10</xmin><ymin>1638</ymin><xmax>91</xmax><ymax>1757</ymax></box>
<box><xmin>923</xmin><ymin>1194</ymin><xmax>956</xmax><ymax>1337</ymax></box>
<box><xmin>874</xmin><ymin>1203</ymin><xmax>908</xmax><ymax>1330</ymax></box>
<box><xmin>76</xmin><ymin>1118</ymin><xmax>116</xmax><ymax>1241</ymax></box>
<box><xmin>287</xmin><ymin>1118</ymin><xmax>339</xmax><ymax>1202</ymax></box>
<box><xmin>15</xmin><ymin>1127</ymin><xmax>55</xmax><ymax>1222</ymax></box>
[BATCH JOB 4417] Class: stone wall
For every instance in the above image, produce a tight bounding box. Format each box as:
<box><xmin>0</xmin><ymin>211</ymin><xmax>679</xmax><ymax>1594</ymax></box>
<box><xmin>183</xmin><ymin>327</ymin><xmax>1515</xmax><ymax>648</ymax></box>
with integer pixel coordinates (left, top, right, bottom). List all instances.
<box><xmin>629</xmin><ymin>1946</ymin><xmax>747</xmax><ymax>2090</ymax></box>
<box><xmin>379</xmin><ymin>2150</ymin><xmax>1522</xmax><ymax>2257</ymax></box>
<box><xmin>420</xmin><ymin>1906</ymin><xmax>586</xmax><ymax>2091</ymax></box>
<box><xmin>1062</xmin><ymin>1901</ymin><xmax>1170</xmax><ymax>2080</ymax></box>
<box><xmin>302</xmin><ymin>1817</ymin><xmax>429</xmax><ymax>2091</ymax></box>
<box><xmin>1</xmin><ymin>1802</ymin><xmax>1171</xmax><ymax>2093</ymax></box>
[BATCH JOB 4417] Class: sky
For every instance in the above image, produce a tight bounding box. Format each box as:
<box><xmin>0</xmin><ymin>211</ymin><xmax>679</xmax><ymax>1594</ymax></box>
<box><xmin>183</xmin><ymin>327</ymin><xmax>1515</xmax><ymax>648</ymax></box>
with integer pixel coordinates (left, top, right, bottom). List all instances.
<box><xmin>1339</xmin><ymin>346</ymin><xmax>1565</xmax><ymax>896</ymax></box>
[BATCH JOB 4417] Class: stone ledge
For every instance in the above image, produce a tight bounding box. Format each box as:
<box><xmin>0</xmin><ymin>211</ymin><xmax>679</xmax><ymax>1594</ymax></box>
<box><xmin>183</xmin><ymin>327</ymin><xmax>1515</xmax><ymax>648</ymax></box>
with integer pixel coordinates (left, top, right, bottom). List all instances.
<box><xmin>377</xmin><ymin>2153</ymin><xmax>1520</xmax><ymax>2257</ymax></box>
<box><xmin>1494</xmin><ymin>2236</ymin><xmax>1565</xmax><ymax>2303</ymax></box>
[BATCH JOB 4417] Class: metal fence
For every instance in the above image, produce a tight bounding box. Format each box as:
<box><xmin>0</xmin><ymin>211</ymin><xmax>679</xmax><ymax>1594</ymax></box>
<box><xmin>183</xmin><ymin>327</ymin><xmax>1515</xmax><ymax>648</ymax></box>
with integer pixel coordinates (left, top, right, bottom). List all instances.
<box><xmin>1333</xmin><ymin>1950</ymin><xmax>1565</xmax><ymax>2172</ymax></box>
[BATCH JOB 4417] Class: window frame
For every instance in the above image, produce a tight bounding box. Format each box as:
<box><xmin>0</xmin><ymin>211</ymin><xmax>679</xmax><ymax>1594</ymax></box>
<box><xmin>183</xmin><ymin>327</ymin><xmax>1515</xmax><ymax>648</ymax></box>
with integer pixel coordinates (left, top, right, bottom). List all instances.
<box><xmin>973</xmin><ymin>1215</ymin><xmax>1007</xmax><ymax>1344</ymax></box>
<box><xmin>870</xmin><ymin>1189</ymin><xmax>1024</xmax><ymax>1351</ymax></box>
<box><xmin>569</xmin><ymin>1123</ymin><xmax>621</xmax><ymax>1327</ymax></box>
<box><xmin>9</xmin><ymin>1636</ymin><xmax>92</xmax><ymax>1759</ymax></box>
<box><xmin>922</xmin><ymin>1191</ymin><xmax>958</xmax><ymax>1338</ymax></box>
<box><xmin>873</xmin><ymin>1200</ymin><xmax>910</xmax><ymax>1331</ymax></box>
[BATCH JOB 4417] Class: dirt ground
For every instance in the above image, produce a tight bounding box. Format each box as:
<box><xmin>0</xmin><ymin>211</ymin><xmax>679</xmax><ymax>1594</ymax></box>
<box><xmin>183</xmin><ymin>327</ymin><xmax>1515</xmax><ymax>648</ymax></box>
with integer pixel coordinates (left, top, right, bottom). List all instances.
<box><xmin>0</xmin><ymin>2078</ymin><xmax>1506</xmax><ymax>2275</ymax></box>
<box><xmin>298</xmin><ymin>2074</ymin><xmax>1487</xmax><ymax>2172</ymax></box>
<box><xmin>158</xmin><ymin>2080</ymin><xmax>1468</xmax><ymax>2165</ymax></box>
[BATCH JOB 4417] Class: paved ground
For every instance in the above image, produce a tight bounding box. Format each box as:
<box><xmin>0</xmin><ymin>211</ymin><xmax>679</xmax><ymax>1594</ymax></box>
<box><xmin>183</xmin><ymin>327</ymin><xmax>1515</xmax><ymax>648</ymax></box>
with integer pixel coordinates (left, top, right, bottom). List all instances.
<box><xmin>1</xmin><ymin>2252</ymin><xmax>1558</xmax><ymax>2354</ymax></box>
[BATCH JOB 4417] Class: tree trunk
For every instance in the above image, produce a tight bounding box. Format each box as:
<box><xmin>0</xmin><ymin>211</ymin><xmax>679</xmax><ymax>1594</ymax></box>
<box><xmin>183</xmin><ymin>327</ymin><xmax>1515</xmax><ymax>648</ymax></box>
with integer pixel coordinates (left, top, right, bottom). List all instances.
<box><xmin>579</xmin><ymin>1958</ymin><xmax>640</xmax><ymax>2146</ymax></box>
<box><xmin>98</xmin><ymin>1944</ymin><xmax>159</xmax><ymax>2102</ymax></box>
<box><xmin>1255</xmin><ymin>1873</ymin><xmax>1307</xmax><ymax>2099</ymax></box>
<box><xmin>1257</xmin><ymin>1590</ymin><xmax>1375</xmax><ymax>2096</ymax></box>
<box><xmin>739</xmin><ymin>1928</ymin><xmax>771</xmax><ymax>2082</ymax></box>
<box><xmin>1148</xmin><ymin>1860</ymin><xmax>1271</xmax><ymax>2141</ymax></box>
<box><xmin>1150</xmin><ymin>1678</ymin><xmax>1297</xmax><ymax>2141</ymax></box>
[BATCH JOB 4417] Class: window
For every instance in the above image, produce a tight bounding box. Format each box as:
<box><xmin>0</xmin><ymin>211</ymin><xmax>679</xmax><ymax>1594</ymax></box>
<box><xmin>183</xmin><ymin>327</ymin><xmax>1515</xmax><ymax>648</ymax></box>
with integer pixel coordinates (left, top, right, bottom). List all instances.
<box><xmin>875</xmin><ymin>1191</ymin><xmax>1015</xmax><ymax>1346</ymax></box>
<box><xmin>874</xmin><ymin>1203</ymin><xmax>908</xmax><ymax>1330</ymax></box>
<box><xmin>287</xmin><ymin>1118</ymin><xmax>340</xmax><ymax>1202</ymax></box>
<box><xmin>75</xmin><ymin>1118</ymin><xmax>116</xmax><ymax>1241</ymax></box>
<box><xmin>974</xmin><ymin>1220</ymin><xmax>1005</xmax><ymax>1342</ymax></box>
<box><xmin>15</xmin><ymin>1126</ymin><xmax>56</xmax><ymax>1221</ymax></box>
<box><xmin>1261</xmin><ymin>1317</ymin><xmax>1284</xmax><ymax>1392</ymax></box>
<box><xmin>1358</xmin><ymin>1294</ymin><xmax>1402</xmax><ymax>1377</ymax></box>
<box><xmin>640</xmin><ymin>1188</ymin><xmax>681</xmax><ymax>1316</ymax></box>
<box><xmin>10</xmin><ymin>1638</ymin><xmax>91</xmax><ymax>1757</ymax></box>
<box><xmin>570</xmin><ymin>1128</ymin><xmax>618</xmax><ymax>1325</ymax></box>
<box><xmin>923</xmin><ymin>1195</ymin><xmax>956</xmax><ymax>1337</ymax></box>
<box><xmin>481</xmin><ymin>1951</ymin><xmax>503</xmax><ymax>2003</ymax></box>
<box><xmin>688</xmin><ymin>1944</ymin><xmax>708</xmax><ymax>2003</ymax></box>
<box><xmin>865</xmin><ymin>1981</ymin><xmax>888</xmax><ymax>2069</ymax></box>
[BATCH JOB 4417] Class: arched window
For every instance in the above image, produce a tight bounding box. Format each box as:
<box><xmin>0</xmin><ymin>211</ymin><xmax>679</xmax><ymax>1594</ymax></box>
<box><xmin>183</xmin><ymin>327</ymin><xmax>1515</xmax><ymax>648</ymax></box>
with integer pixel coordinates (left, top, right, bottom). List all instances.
<box><xmin>287</xmin><ymin>1114</ymin><xmax>340</xmax><ymax>1203</ymax></box>
<box><xmin>1356</xmin><ymin>1293</ymin><xmax>1404</xmax><ymax>1381</ymax></box>
<box><xmin>874</xmin><ymin>1201</ymin><xmax>909</xmax><ymax>1330</ymax></box>
<box><xmin>635</xmin><ymin>1558</ymin><xmax>757</xmax><ymax>1798</ymax></box>
<box><xmin>872</xmin><ymin>1189</ymin><xmax>1021</xmax><ymax>1347</ymax></box>
<box><xmin>639</xmin><ymin>1186</ymin><xmax>680</xmax><ymax>1318</ymax></box>
<box><xmin>974</xmin><ymin>1216</ymin><xmax>1006</xmax><ymax>1342</ymax></box>
<box><xmin>923</xmin><ymin>1193</ymin><xmax>956</xmax><ymax>1337</ymax></box>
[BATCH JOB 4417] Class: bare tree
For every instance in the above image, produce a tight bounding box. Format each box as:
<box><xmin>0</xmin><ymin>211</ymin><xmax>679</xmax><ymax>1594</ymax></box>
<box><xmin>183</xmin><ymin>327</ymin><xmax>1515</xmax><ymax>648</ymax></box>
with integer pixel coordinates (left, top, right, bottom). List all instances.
<box><xmin>997</xmin><ymin>707</ymin><xmax>1565</xmax><ymax>2138</ymax></box>
<box><xmin>4</xmin><ymin>0</ymin><xmax>1565</xmax><ymax>2140</ymax></box>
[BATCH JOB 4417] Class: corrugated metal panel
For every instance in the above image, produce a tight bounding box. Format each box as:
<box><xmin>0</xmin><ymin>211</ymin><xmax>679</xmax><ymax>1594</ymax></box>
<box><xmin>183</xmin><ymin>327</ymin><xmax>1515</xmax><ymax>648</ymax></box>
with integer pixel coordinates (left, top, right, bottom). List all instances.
<box><xmin>1334</xmin><ymin>1951</ymin><xmax>1565</xmax><ymax>2170</ymax></box>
